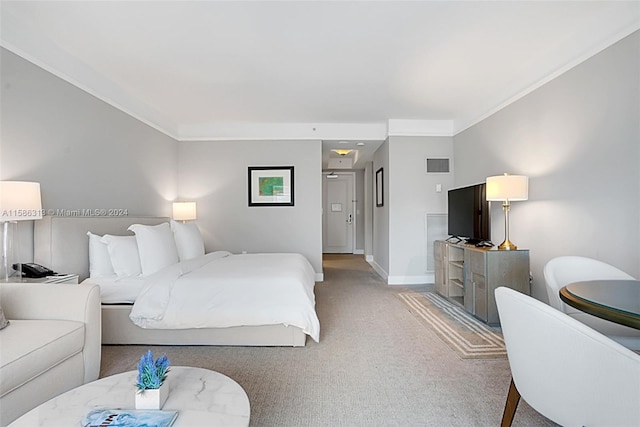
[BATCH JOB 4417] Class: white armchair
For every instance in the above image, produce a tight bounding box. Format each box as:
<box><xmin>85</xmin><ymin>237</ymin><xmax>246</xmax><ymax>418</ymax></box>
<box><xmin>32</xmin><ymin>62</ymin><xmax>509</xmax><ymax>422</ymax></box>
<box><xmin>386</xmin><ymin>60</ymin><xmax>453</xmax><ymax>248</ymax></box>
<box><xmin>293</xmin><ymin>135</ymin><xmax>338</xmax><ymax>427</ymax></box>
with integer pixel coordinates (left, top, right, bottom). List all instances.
<box><xmin>543</xmin><ymin>255</ymin><xmax>640</xmax><ymax>349</ymax></box>
<box><xmin>495</xmin><ymin>286</ymin><xmax>640</xmax><ymax>426</ymax></box>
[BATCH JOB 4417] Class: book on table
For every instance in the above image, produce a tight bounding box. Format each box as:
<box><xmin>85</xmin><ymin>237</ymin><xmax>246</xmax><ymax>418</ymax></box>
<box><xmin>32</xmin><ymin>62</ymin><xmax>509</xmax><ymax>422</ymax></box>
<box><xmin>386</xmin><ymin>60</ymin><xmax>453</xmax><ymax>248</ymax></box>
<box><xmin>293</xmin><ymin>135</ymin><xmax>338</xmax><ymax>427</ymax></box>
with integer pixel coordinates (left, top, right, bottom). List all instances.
<box><xmin>82</xmin><ymin>409</ymin><xmax>178</xmax><ymax>427</ymax></box>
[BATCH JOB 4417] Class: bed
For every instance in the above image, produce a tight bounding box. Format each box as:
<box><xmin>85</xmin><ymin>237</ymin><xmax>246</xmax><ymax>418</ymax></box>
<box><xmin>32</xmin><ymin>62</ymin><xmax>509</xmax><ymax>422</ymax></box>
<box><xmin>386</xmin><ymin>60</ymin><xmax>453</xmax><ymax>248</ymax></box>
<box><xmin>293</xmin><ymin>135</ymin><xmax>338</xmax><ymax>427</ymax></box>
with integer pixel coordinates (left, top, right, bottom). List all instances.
<box><xmin>33</xmin><ymin>216</ymin><xmax>319</xmax><ymax>347</ymax></box>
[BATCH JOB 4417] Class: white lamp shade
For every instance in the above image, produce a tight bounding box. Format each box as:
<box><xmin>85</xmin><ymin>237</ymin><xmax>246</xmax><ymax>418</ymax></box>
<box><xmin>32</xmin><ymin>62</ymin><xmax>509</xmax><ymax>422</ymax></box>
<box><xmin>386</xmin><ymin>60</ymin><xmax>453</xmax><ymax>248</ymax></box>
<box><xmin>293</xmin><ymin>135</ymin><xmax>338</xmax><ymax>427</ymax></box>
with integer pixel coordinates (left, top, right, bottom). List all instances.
<box><xmin>0</xmin><ymin>181</ymin><xmax>43</xmax><ymax>221</ymax></box>
<box><xmin>486</xmin><ymin>174</ymin><xmax>529</xmax><ymax>201</ymax></box>
<box><xmin>173</xmin><ymin>202</ymin><xmax>197</xmax><ymax>221</ymax></box>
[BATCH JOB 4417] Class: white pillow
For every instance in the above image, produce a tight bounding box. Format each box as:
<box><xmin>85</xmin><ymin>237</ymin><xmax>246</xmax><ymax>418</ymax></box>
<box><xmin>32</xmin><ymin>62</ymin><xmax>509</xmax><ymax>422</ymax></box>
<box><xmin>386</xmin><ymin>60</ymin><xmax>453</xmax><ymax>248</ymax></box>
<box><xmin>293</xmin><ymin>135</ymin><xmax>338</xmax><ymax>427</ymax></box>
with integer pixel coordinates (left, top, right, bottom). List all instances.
<box><xmin>87</xmin><ymin>231</ymin><xmax>115</xmax><ymax>277</ymax></box>
<box><xmin>170</xmin><ymin>220</ymin><xmax>205</xmax><ymax>261</ymax></box>
<box><xmin>128</xmin><ymin>222</ymin><xmax>179</xmax><ymax>276</ymax></box>
<box><xmin>100</xmin><ymin>235</ymin><xmax>142</xmax><ymax>278</ymax></box>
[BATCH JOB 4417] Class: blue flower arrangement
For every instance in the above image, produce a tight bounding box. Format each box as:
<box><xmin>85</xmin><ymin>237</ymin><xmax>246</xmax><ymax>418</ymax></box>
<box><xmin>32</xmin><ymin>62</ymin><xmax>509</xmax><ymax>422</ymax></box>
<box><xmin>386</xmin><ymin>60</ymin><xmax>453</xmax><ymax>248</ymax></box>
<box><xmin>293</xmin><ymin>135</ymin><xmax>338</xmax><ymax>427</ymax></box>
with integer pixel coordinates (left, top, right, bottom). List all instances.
<box><xmin>136</xmin><ymin>350</ymin><xmax>170</xmax><ymax>391</ymax></box>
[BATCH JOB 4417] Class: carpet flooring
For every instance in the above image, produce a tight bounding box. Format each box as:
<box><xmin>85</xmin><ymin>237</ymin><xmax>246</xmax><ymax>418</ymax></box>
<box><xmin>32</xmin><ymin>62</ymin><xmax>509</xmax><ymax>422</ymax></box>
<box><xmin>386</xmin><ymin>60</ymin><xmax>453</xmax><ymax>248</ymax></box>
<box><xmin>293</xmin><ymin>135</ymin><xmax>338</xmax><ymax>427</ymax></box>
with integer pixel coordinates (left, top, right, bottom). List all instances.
<box><xmin>100</xmin><ymin>254</ymin><xmax>555</xmax><ymax>426</ymax></box>
<box><xmin>397</xmin><ymin>291</ymin><xmax>507</xmax><ymax>359</ymax></box>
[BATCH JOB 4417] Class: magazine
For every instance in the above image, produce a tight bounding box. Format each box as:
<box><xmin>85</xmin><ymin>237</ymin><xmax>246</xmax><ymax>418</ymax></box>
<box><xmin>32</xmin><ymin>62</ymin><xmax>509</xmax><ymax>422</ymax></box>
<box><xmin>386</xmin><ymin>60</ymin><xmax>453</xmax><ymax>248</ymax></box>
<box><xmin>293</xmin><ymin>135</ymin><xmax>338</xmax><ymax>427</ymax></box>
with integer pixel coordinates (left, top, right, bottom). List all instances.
<box><xmin>82</xmin><ymin>409</ymin><xmax>178</xmax><ymax>427</ymax></box>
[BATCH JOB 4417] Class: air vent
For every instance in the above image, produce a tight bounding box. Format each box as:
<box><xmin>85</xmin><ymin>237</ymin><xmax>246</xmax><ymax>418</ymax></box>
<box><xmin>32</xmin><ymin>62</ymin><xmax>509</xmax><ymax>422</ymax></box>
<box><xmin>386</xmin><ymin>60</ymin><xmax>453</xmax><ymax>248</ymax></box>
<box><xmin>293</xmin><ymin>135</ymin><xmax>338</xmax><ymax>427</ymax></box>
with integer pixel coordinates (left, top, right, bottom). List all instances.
<box><xmin>426</xmin><ymin>158</ymin><xmax>450</xmax><ymax>173</ymax></box>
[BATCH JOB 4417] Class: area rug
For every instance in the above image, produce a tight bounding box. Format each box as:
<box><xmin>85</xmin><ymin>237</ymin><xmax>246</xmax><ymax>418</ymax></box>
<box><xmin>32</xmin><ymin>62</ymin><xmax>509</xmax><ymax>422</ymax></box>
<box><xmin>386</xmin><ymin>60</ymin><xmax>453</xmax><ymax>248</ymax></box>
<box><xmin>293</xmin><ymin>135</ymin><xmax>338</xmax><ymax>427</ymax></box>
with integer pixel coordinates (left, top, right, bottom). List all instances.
<box><xmin>398</xmin><ymin>291</ymin><xmax>507</xmax><ymax>359</ymax></box>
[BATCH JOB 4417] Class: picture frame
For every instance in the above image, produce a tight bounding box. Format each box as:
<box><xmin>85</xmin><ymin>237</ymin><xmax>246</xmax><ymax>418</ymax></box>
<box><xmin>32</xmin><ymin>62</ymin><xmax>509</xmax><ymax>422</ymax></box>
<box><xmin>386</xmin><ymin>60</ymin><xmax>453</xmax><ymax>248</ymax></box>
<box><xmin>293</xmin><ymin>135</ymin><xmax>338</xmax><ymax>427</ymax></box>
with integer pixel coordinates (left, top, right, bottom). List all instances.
<box><xmin>376</xmin><ymin>167</ymin><xmax>384</xmax><ymax>207</ymax></box>
<box><xmin>248</xmin><ymin>166</ymin><xmax>294</xmax><ymax>207</ymax></box>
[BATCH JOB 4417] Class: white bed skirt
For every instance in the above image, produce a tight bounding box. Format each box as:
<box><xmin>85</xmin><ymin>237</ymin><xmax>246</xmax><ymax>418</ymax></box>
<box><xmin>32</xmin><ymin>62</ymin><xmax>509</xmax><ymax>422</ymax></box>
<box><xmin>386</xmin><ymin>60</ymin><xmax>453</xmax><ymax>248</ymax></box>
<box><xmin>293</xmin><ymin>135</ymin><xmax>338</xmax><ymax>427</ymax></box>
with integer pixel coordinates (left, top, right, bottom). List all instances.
<box><xmin>102</xmin><ymin>304</ymin><xmax>307</xmax><ymax>346</ymax></box>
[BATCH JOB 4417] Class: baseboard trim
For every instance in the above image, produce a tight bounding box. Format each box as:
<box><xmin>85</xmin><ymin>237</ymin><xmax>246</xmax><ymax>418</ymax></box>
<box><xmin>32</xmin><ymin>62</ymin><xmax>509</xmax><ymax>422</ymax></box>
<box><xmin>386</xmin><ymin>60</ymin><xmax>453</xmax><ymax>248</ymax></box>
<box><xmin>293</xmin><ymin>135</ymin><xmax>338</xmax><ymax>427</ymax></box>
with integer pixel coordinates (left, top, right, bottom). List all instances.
<box><xmin>387</xmin><ymin>273</ymin><xmax>434</xmax><ymax>285</ymax></box>
<box><xmin>365</xmin><ymin>255</ymin><xmax>374</xmax><ymax>262</ymax></box>
<box><xmin>368</xmin><ymin>259</ymin><xmax>388</xmax><ymax>281</ymax></box>
<box><xmin>354</xmin><ymin>249</ymin><xmax>364</xmax><ymax>255</ymax></box>
<box><xmin>315</xmin><ymin>273</ymin><xmax>324</xmax><ymax>282</ymax></box>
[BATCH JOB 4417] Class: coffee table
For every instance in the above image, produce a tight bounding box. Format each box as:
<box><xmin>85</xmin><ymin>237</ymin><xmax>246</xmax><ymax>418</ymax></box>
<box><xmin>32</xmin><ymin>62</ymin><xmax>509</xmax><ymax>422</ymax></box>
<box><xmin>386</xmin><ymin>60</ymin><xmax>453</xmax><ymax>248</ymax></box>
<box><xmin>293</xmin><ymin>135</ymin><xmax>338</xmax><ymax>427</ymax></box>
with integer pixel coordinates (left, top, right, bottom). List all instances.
<box><xmin>10</xmin><ymin>366</ymin><xmax>250</xmax><ymax>426</ymax></box>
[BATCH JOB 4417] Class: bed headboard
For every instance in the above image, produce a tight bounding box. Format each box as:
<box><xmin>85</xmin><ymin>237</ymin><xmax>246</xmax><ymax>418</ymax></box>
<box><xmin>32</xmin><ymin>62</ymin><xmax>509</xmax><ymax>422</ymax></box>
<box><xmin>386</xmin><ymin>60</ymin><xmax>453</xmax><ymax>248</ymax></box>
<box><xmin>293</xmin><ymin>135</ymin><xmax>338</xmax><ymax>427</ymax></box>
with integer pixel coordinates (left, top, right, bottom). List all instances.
<box><xmin>34</xmin><ymin>216</ymin><xmax>170</xmax><ymax>281</ymax></box>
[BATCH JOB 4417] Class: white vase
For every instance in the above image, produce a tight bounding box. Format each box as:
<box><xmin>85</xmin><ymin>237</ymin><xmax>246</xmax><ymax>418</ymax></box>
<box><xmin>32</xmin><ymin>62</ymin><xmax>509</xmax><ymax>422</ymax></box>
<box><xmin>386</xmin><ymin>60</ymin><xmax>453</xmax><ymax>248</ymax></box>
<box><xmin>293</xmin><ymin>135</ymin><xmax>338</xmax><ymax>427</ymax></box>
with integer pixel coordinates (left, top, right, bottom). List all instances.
<box><xmin>135</xmin><ymin>380</ymin><xmax>169</xmax><ymax>410</ymax></box>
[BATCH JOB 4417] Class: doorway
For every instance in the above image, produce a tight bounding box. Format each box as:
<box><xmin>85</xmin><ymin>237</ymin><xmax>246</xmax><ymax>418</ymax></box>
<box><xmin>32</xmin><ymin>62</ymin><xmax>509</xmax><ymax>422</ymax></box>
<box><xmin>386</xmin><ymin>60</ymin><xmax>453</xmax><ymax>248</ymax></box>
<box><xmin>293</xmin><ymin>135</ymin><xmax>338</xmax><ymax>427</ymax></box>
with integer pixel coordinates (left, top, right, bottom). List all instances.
<box><xmin>322</xmin><ymin>172</ymin><xmax>355</xmax><ymax>253</ymax></box>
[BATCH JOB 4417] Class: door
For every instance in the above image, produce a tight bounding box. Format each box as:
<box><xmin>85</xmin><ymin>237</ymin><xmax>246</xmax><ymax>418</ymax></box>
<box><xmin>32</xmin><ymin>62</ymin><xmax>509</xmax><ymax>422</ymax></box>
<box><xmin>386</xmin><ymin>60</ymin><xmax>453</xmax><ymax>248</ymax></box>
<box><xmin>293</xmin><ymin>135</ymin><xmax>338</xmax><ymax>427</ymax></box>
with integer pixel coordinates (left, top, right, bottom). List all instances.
<box><xmin>322</xmin><ymin>172</ymin><xmax>355</xmax><ymax>253</ymax></box>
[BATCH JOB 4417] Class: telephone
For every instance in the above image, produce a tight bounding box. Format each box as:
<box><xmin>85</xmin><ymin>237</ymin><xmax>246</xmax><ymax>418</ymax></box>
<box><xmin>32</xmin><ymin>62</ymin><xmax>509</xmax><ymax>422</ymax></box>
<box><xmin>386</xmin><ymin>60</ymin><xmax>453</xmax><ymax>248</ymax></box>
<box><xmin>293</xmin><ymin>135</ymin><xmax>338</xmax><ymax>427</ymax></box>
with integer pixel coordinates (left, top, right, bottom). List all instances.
<box><xmin>13</xmin><ymin>263</ymin><xmax>56</xmax><ymax>278</ymax></box>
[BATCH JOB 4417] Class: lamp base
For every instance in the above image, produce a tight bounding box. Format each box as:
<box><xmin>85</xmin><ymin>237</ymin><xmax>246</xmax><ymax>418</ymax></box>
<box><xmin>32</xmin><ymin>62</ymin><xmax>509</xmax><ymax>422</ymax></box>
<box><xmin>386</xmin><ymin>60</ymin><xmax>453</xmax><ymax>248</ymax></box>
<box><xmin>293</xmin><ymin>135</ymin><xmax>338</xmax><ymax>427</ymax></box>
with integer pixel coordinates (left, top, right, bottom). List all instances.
<box><xmin>1</xmin><ymin>221</ymin><xmax>21</xmax><ymax>282</ymax></box>
<box><xmin>497</xmin><ymin>239</ymin><xmax>518</xmax><ymax>251</ymax></box>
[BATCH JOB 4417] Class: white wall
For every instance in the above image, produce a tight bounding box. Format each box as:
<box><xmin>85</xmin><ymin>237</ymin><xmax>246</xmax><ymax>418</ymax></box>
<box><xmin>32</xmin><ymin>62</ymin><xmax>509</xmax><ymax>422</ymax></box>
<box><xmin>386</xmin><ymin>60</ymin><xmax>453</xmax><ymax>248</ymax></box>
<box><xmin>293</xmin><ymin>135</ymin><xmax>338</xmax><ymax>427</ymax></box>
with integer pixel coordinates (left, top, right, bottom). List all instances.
<box><xmin>177</xmin><ymin>140</ymin><xmax>323</xmax><ymax>276</ymax></box>
<box><xmin>388</xmin><ymin>136</ymin><xmax>454</xmax><ymax>284</ymax></box>
<box><xmin>453</xmin><ymin>30</ymin><xmax>640</xmax><ymax>301</ymax></box>
<box><xmin>0</xmin><ymin>48</ymin><xmax>178</xmax><ymax>260</ymax></box>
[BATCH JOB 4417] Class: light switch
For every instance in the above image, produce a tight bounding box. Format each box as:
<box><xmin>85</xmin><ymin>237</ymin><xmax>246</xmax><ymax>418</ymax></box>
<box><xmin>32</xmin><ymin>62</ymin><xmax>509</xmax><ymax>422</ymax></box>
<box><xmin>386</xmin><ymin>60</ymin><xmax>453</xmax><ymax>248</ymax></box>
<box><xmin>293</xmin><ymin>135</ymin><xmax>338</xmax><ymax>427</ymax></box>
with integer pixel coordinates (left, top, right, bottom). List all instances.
<box><xmin>436</xmin><ymin>184</ymin><xmax>442</xmax><ymax>193</ymax></box>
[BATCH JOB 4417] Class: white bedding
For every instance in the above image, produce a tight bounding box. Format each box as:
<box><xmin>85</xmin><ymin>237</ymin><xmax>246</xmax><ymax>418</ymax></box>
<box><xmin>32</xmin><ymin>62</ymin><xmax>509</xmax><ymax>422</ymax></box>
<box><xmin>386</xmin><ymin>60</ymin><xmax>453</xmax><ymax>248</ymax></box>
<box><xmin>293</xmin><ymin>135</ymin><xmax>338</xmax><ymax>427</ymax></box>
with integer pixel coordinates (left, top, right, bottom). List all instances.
<box><xmin>127</xmin><ymin>251</ymin><xmax>320</xmax><ymax>342</ymax></box>
<box><xmin>83</xmin><ymin>276</ymin><xmax>145</xmax><ymax>304</ymax></box>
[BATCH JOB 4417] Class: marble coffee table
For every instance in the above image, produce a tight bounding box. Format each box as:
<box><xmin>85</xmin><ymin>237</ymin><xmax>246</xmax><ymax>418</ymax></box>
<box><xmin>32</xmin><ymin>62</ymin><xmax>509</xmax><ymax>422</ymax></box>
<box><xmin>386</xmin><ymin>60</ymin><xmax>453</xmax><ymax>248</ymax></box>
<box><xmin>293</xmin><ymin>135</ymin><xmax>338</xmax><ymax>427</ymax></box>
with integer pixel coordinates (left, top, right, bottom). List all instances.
<box><xmin>10</xmin><ymin>366</ymin><xmax>250</xmax><ymax>426</ymax></box>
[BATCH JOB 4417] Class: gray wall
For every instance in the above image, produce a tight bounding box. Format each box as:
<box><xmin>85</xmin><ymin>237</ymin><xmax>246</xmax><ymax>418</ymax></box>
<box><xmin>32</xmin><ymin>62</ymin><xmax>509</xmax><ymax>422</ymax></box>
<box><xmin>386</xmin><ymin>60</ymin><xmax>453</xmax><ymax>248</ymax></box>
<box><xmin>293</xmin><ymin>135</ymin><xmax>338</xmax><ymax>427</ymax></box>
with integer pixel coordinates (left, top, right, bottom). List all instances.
<box><xmin>0</xmin><ymin>48</ymin><xmax>324</xmax><ymax>276</ymax></box>
<box><xmin>355</xmin><ymin>169</ymin><xmax>365</xmax><ymax>253</ymax></box>
<box><xmin>372</xmin><ymin>139</ymin><xmax>390</xmax><ymax>277</ymax></box>
<box><xmin>0</xmin><ymin>48</ymin><xmax>178</xmax><ymax>260</ymax></box>
<box><xmin>363</xmin><ymin>162</ymin><xmax>374</xmax><ymax>258</ymax></box>
<box><xmin>453</xmin><ymin>30</ymin><xmax>640</xmax><ymax>301</ymax></box>
<box><xmin>177</xmin><ymin>140</ymin><xmax>323</xmax><ymax>275</ymax></box>
<box><xmin>388</xmin><ymin>135</ymin><xmax>454</xmax><ymax>283</ymax></box>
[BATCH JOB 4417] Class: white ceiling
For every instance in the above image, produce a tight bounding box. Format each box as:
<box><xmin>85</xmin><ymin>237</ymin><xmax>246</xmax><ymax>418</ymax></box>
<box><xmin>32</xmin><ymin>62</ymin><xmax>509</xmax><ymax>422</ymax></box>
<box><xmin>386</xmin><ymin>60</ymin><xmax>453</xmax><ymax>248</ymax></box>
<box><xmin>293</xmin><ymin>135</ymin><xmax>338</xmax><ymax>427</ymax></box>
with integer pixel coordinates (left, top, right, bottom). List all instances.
<box><xmin>1</xmin><ymin>1</ymin><xmax>639</xmax><ymax>169</ymax></box>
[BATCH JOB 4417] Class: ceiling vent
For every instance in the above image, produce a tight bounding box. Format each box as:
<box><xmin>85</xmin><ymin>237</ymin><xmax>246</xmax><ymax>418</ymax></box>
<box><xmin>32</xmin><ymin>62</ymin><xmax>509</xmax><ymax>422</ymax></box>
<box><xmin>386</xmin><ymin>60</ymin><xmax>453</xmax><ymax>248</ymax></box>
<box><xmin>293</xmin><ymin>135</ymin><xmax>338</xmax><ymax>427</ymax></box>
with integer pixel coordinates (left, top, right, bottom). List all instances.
<box><xmin>426</xmin><ymin>158</ymin><xmax>450</xmax><ymax>173</ymax></box>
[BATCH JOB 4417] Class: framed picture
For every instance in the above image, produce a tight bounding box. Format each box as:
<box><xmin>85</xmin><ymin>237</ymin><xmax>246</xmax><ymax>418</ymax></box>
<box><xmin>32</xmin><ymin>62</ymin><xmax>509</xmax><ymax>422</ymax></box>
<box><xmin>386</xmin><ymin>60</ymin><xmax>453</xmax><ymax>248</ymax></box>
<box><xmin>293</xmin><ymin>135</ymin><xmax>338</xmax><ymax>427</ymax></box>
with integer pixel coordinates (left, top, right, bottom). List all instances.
<box><xmin>376</xmin><ymin>167</ymin><xmax>384</xmax><ymax>207</ymax></box>
<box><xmin>248</xmin><ymin>166</ymin><xmax>294</xmax><ymax>207</ymax></box>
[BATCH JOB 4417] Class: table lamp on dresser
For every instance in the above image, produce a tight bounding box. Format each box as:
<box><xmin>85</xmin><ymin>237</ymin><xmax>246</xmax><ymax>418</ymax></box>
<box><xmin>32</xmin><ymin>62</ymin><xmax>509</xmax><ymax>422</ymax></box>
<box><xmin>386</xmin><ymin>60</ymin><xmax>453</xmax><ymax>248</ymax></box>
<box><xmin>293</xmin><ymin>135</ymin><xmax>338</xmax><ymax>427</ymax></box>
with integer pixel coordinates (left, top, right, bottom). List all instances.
<box><xmin>485</xmin><ymin>174</ymin><xmax>528</xmax><ymax>251</ymax></box>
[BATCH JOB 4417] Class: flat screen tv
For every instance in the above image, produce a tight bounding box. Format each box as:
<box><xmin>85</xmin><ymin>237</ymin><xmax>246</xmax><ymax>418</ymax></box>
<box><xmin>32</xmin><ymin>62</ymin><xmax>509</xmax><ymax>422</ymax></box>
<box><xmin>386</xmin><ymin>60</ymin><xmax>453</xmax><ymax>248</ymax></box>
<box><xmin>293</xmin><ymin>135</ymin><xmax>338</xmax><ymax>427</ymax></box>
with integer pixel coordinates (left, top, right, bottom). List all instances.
<box><xmin>447</xmin><ymin>183</ymin><xmax>491</xmax><ymax>245</ymax></box>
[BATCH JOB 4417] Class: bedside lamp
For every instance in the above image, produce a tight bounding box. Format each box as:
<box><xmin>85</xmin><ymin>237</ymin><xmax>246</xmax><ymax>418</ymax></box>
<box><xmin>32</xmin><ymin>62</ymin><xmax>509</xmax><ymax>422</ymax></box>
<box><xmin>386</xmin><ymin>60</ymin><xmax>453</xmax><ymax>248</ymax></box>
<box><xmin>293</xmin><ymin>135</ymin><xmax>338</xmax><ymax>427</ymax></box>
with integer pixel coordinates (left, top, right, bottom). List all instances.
<box><xmin>172</xmin><ymin>202</ymin><xmax>197</xmax><ymax>223</ymax></box>
<box><xmin>0</xmin><ymin>181</ymin><xmax>43</xmax><ymax>281</ymax></box>
<box><xmin>486</xmin><ymin>174</ymin><xmax>528</xmax><ymax>251</ymax></box>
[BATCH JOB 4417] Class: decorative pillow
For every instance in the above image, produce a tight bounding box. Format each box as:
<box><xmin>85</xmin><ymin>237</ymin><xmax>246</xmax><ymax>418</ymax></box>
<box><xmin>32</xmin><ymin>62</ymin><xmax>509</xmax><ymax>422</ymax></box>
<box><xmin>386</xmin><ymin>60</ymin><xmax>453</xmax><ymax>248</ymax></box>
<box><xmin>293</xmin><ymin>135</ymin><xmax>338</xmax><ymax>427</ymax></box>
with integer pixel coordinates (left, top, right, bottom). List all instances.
<box><xmin>100</xmin><ymin>235</ymin><xmax>142</xmax><ymax>278</ymax></box>
<box><xmin>128</xmin><ymin>222</ymin><xmax>179</xmax><ymax>276</ymax></box>
<box><xmin>87</xmin><ymin>232</ymin><xmax>115</xmax><ymax>277</ymax></box>
<box><xmin>170</xmin><ymin>220</ymin><xmax>205</xmax><ymax>261</ymax></box>
<box><xmin>0</xmin><ymin>306</ymin><xmax>9</xmax><ymax>330</ymax></box>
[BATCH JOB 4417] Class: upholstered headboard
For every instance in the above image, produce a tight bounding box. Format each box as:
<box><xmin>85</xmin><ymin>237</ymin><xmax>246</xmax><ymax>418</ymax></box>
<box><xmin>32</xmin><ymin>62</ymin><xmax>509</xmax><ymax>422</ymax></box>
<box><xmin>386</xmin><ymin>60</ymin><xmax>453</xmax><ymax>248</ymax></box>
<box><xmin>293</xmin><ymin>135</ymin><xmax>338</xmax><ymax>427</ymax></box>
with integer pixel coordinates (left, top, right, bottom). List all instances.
<box><xmin>34</xmin><ymin>216</ymin><xmax>169</xmax><ymax>281</ymax></box>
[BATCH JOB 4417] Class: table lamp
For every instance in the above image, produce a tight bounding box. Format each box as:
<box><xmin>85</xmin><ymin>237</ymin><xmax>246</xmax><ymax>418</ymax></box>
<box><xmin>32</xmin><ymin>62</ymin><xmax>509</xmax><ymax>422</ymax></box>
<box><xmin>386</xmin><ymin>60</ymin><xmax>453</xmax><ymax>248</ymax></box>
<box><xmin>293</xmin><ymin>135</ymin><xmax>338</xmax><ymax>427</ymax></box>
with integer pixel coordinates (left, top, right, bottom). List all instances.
<box><xmin>172</xmin><ymin>202</ymin><xmax>197</xmax><ymax>223</ymax></box>
<box><xmin>0</xmin><ymin>181</ymin><xmax>43</xmax><ymax>281</ymax></box>
<box><xmin>485</xmin><ymin>174</ymin><xmax>528</xmax><ymax>251</ymax></box>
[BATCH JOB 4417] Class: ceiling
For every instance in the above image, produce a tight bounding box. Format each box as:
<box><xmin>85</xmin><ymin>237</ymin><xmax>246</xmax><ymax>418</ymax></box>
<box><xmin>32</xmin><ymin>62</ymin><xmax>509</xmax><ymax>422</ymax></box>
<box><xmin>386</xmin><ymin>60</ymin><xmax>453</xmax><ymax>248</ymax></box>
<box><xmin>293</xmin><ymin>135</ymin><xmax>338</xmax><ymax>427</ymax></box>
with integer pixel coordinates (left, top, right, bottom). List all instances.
<box><xmin>1</xmin><ymin>1</ymin><xmax>639</xmax><ymax>169</ymax></box>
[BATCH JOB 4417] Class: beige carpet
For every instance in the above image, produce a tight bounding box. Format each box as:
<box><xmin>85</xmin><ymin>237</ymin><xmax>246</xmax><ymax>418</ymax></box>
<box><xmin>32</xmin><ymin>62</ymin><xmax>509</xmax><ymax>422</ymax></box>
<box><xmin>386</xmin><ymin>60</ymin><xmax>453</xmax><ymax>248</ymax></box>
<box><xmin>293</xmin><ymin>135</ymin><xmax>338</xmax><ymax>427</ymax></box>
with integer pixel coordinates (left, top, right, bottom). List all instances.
<box><xmin>398</xmin><ymin>291</ymin><xmax>507</xmax><ymax>359</ymax></box>
<box><xmin>100</xmin><ymin>254</ymin><xmax>555</xmax><ymax>427</ymax></box>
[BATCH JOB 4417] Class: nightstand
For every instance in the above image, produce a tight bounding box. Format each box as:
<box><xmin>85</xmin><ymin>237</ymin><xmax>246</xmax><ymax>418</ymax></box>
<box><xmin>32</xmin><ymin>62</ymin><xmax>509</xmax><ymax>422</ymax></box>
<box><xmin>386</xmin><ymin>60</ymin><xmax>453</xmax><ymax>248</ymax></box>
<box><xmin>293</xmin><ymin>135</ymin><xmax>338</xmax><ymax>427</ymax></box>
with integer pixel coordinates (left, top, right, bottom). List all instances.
<box><xmin>21</xmin><ymin>274</ymin><xmax>79</xmax><ymax>284</ymax></box>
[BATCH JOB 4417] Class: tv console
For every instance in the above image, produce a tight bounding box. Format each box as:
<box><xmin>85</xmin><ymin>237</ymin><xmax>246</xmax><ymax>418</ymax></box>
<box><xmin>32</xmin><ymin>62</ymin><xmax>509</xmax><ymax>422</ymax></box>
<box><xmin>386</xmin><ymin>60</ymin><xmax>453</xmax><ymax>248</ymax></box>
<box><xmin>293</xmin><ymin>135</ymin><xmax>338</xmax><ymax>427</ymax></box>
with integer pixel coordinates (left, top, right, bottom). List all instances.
<box><xmin>434</xmin><ymin>240</ymin><xmax>530</xmax><ymax>324</ymax></box>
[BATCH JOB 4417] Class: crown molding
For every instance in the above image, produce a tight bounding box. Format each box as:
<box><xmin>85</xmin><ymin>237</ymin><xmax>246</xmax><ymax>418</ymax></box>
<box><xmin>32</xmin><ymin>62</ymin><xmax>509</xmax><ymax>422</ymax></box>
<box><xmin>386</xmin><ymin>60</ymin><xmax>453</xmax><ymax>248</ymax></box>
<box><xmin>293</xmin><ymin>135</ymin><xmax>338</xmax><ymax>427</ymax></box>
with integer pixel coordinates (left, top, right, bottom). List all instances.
<box><xmin>0</xmin><ymin>7</ymin><xmax>179</xmax><ymax>140</ymax></box>
<box><xmin>453</xmin><ymin>23</ymin><xmax>640</xmax><ymax>135</ymax></box>
<box><xmin>4</xmin><ymin>4</ymin><xmax>636</xmax><ymax>142</ymax></box>
<box><xmin>387</xmin><ymin>119</ymin><xmax>454</xmax><ymax>137</ymax></box>
<box><xmin>178</xmin><ymin>122</ymin><xmax>388</xmax><ymax>142</ymax></box>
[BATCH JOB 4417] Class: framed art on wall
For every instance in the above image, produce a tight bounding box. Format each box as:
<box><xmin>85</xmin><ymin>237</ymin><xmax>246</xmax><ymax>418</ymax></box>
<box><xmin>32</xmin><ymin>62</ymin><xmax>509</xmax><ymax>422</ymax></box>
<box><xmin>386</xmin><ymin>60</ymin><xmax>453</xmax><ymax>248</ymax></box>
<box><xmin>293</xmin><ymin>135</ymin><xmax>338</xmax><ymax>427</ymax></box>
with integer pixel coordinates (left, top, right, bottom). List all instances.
<box><xmin>248</xmin><ymin>166</ymin><xmax>294</xmax><ymax>207</ymax></box>
<box><xmin>376</xmin><ymin>167</ymin><xmax>384</xmax><ymax>207</ymax></box>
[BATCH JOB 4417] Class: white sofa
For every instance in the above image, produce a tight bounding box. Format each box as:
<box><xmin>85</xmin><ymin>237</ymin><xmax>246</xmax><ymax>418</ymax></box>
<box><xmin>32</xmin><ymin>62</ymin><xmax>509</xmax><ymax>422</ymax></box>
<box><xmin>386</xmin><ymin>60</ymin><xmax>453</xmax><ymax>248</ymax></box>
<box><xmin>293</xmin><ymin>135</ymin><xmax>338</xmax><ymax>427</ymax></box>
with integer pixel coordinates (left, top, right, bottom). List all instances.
<box><xmin>0</xmin><ymin>283</ymin><xmax>101</xmax><ymax>426</ymax></box>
